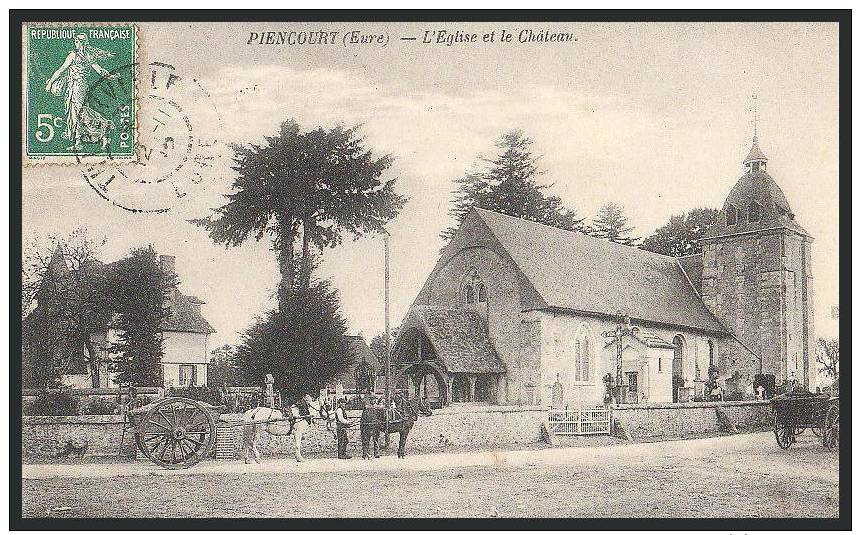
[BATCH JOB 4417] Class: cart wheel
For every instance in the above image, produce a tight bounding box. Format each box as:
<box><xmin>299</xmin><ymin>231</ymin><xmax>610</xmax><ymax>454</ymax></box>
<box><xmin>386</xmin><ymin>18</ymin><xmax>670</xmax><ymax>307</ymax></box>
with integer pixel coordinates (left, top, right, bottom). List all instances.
<box><xmin>794</xmin><ymin>427</ymin><xmax>805</xmax><ymax>437</ymax></box>
<box><xmin>135</xmin><ymin>397</ymin><xmax>216</xmax><ymax>469</ymax></box>
<box><xmin>773</xmin><ymin>415</ymin><xmax>794</xmax><ymax>450</ymax></box>
<box><xmin>811</xmin><ymin>426</ymin><xmax>823</xmax><ymax>438</ymax></box>
<box><xmin>823</xmin><ymin>404</ymin><xmax>839</xmax><ymax>451</ymax></box>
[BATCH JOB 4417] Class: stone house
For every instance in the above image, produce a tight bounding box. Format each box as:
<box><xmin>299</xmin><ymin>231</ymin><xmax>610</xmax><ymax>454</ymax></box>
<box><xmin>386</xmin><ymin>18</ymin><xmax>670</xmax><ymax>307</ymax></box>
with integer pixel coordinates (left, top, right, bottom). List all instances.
<box><xmin>157</xmin><ymin>255</ymin><xmax>217</xmax><ymax>388</ymax></box>
<box><xmin>393</xmin><ymin>136</ymin><xmax>814</xmax><ymax>408</ymax></box>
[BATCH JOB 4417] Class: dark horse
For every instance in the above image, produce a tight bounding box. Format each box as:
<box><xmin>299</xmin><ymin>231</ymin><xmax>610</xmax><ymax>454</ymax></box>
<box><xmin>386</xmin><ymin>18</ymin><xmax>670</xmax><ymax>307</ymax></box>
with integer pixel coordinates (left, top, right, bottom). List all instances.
<box><xmin>360</xmin><ymin>394</ymin><xmax>432</xmax><ymax>458</ymax></box>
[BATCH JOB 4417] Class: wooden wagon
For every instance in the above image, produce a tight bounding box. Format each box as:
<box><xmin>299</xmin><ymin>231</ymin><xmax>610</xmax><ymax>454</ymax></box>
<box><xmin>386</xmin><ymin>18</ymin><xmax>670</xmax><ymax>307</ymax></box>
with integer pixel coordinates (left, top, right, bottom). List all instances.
<box><xmin>770</xmin><ymin>392</ymin><xmax>839</xmax><ymax>451</ymax></box>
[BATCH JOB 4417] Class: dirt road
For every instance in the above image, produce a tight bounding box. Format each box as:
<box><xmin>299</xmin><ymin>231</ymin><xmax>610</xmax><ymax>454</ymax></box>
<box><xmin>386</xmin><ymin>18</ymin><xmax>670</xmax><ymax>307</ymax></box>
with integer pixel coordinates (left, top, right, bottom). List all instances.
<box><xmin>21</xmin><ymin>432</ymin><xmax>839</xmax><ymax>518</ymax></box>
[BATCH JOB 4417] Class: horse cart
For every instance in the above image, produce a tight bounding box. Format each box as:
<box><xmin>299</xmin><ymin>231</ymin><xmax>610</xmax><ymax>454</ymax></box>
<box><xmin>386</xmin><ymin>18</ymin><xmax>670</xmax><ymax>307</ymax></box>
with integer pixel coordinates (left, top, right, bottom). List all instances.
<box><xmin>770</xmin><ymin>392</ymin><xmax>839</xmax><ymax>451</ymax></box>
<box><xmin>127</xmin><ymin>396</ymin><xmax>330</xmax><ymax>469</ymax></box>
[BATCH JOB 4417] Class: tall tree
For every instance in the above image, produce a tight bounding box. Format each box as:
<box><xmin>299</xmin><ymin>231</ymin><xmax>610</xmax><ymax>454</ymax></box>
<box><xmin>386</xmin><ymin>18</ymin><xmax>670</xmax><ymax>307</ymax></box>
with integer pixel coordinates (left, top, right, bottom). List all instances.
<box><xmin>208</xmin><ymin>344</ymin><xmax>240</xmax><ymax>387</ymax></box>
<box><xmin>441</xmin><ymin>130</ymin><xmax>586</xmax><ymax>241</ymax></box>
<box><xmin>21</xmin><ymin>230</ymin><xmax>113</xmax><ymax>387</ymax></box>
<box><xmin>191</xmin><ymin>120</ymin><xmax>408</xmax><ymax>312</ymax></box>
<box><xmin>107</xmin><ymin>247</ymin><xmax>177</xmax><ymax>387</ymax></box>
<box><xmin>233</xmin><ymin>280</ymin><xmax>353</xmax><ymax>401</ymax></box>
<box><xmin>591</xmin><ymin>202</ymin><xmax>639</xmax><ymax>246</ymax></box>
<box><xmin>641</xmin><ymin>208</ymin><xmax>720</xmax><ymax>257</ymax></box>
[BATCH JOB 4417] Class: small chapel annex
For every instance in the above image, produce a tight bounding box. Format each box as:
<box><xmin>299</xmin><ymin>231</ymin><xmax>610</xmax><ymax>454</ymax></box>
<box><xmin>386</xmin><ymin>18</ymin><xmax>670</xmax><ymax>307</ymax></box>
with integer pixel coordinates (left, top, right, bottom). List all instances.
<box><xmin>391</xmin><ymin>135</ymin><xmax>815</xmax><ymax>408</ymax></box>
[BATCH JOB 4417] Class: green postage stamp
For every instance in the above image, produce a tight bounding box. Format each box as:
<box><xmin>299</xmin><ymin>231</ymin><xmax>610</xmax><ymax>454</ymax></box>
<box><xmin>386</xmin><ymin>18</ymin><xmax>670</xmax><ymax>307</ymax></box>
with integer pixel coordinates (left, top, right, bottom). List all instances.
<box><xmin>23</xmin><ymin>25</ymin><xmax>137</xmax><ymax>164</ymax></box>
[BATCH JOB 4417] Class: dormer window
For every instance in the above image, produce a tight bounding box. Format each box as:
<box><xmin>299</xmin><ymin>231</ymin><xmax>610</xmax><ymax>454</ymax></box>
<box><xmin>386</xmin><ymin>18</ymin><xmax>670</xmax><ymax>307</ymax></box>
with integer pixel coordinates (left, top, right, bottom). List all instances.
<box><xmin>749</xmin><ymin>201</ymin><xmax>763</xmax><ymax>223</ymax></box>
<box><xmin>726</xmin><ymin>204</ymin><xmax>738</xmax><ymax>226</ymax></box>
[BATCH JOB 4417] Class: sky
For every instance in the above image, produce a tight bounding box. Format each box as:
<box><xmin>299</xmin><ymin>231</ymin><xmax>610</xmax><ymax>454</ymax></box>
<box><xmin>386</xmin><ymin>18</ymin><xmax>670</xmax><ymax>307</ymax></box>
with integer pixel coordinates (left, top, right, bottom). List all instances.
<box><xmin>21</xmin><ymin>21</ymin><xmax>841</xmax><ymax>349</ymax></box>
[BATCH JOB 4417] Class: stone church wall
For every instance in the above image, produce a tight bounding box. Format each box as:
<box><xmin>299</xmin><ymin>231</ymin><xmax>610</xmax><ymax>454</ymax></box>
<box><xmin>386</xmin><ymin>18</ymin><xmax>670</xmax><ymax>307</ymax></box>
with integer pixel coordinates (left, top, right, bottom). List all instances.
<box><xmin>702</xmin><ymin>230</ymin><xmax>814</xmax><ymax>388</ymax></box>
<box><xmin>413</xmin><ymin>242</ymin><xmax>539</xmax><ymax>405</ymax></box>
<box><xmin>538</xmin><ymin>312</ymin><xmax>718</xmax><ymax>408</ymax></box>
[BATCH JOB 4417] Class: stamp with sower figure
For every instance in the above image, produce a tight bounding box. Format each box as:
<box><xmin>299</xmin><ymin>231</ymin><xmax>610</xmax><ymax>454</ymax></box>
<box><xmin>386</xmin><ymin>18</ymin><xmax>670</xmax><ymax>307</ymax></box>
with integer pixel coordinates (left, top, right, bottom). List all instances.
<box><xmin>24</xmin><ymin>25</ymin><xmax>137</xmax><ymax>163</ymax></box>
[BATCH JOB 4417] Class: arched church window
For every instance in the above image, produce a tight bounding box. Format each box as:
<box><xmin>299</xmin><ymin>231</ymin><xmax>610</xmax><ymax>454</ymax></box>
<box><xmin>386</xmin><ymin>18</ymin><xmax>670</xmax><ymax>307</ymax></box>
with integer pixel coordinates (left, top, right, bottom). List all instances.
<box><xmin>573</xmin><ymin>325</ymin><xmax>594</xmax><ymax>383</ymax></box>
<box><xmin>462</xmin><ymin>271</ymin><xmax>488</xmax><ymax>310</ymax></box>
<box><xmin>464</xmin><ymin>285</ymin><xmax>475</xmax><ymax>304</ymax></box>
<box><xmin>726</xmin><ymin>204</ymin><xmax>738</xmax><ymax>226</ymax></box>
<box><xmin>749</xmin><ymin>201</ymin><xmax>762</xmax><ymax>223</ymax></box>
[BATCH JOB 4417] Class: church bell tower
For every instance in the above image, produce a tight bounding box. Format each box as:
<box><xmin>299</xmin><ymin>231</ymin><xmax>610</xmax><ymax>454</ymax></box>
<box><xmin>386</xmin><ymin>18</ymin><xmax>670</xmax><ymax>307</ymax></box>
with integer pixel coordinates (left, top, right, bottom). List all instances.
<box><xmin>700</xmin><ymin>134</ymin><xmax>815</xmax><ymax>388</ymax></box>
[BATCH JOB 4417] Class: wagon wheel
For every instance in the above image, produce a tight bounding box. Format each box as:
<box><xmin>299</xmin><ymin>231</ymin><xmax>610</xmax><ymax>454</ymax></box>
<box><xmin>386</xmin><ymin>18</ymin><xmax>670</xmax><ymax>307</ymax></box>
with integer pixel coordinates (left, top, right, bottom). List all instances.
<box><xmin>823</xmin><ymin>404</ymin><xmax>839</xmax><ymax>451</ymax></box>
<box><xmin>794</xmin><ymin>426</ymin><xmax>805</xmax><ymax>437</ymax></box>
<box><xmin>773</xmin><ymin>415</ymin><xmax>794</xmax><ymax>450</ymax></box>
<box><xmin>811</xmin><ymin>425</ymin><xmax>823</xmax><ymax>438</ymax></box>
<box><xmin>135</xmin><ymin>397</ymin><xmax>216</xmax><ymax>469</ymax></box>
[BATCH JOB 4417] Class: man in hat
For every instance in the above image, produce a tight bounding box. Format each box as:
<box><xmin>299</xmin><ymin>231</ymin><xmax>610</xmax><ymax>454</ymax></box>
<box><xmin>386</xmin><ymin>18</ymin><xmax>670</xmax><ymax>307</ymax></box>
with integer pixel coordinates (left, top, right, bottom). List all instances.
<box><xmin>335</xmin><ymin>398</ymin><xmax>353</xmax><ymax>459</ymax></box>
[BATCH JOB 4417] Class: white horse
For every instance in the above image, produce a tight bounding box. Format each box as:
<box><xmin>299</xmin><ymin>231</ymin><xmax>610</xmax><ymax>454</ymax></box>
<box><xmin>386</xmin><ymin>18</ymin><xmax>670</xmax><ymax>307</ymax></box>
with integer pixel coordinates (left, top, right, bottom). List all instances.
<box><xmin>241</xmin><ymin>406</ymin><xmax>284</xmax><ymax>464</ymax></box>
<box><xmin>240</xmin><ymin>397</ymin><xmax>333</xmax><ymax>463</ymax></box>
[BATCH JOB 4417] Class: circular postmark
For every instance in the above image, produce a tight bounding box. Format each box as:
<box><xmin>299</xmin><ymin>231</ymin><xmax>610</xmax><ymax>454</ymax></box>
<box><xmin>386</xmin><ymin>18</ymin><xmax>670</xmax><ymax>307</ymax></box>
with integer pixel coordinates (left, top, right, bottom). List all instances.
<box><xmin>77</xmin><ymin>61</ymin><xmax>223</xmax><ymax>213</ymax></box>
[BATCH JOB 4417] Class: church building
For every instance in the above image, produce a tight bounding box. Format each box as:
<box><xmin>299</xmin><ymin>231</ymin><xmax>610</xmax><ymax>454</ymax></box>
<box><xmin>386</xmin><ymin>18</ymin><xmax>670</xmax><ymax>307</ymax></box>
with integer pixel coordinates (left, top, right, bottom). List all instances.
<box><xmin>392</xmin><ymin>135</ymin><xmax>815</xmax><ymax>408</ymax></box>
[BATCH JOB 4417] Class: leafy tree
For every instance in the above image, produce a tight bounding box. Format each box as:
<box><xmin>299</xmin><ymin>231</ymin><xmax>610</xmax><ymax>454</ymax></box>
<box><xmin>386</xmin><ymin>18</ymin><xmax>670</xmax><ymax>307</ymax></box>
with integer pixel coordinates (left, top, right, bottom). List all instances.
<box><xmin>22</xmin><ymin>235</ymin><xmax>178</xmax><ymax>388</ymax></box>
<box><xmin>191</xmin><ymin>120</ymin><xmax>408</xmax><ymax>312</ymax></box>
<box><xmin>816</xmin><ymin>337</ymin><xmax>839</xmax><ymax>388</ymax></box>
<box><xmin>591</xmin><ymin>202</ymin><xmax>639</xmax><ymax>246</ymax></box>
<box><xmin>233</xmin><ymin>280</ymin><xmax>353</xmax><ymax>402</ymax></box>
<box><xmin>107</xmin><ymin>247</ymin><xmax>177</xmax><ymax>387</ymax></box>
<box><xmin>441</xmin><ymin>130</ymin><xmax>586</xmax><ymax>241</ymax></box>
<box><xmin>21</xmin><ymin>230</ymin><xmax>113</xmax><ymax>387</ymax></box>
<box><xmin>21</xmin><ymin>305</ymin><xmax>68</xmax><ymax>388</ymax></box>
<box><xmin>208</xmin><ymin>344</ymin><xmax>240</xmax><ymax>387</ymax></box>
<box><xmin>641</xmin><ymin>208</ymin><xmax>720</xmax><ymax>257</ymax></box>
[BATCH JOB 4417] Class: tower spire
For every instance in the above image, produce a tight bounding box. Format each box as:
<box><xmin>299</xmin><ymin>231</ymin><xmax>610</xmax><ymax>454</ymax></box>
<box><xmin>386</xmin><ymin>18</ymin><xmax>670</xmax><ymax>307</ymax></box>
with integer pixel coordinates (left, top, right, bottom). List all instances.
<box><xmin>752</xmin><ymin>94</ymin><xmax>758</xmax><ymax>140</ymax></box>
<box><xmin>744</xmin><ymin>95</ymin><xmax>767</xmax><ymax>171</ymax></box>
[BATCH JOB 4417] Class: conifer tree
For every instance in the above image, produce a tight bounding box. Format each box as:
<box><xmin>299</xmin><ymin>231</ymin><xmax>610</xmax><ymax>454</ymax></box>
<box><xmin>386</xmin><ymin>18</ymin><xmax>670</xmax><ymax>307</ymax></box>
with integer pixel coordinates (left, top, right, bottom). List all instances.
<box><xmin>591</xmin><ymin>202</ymin><xmax>639</xmax><ymax>246</ymax></box>
<box><xmin>441</xmin><ymin>130</ymin><xmax>586</xmax><ymax>241</ymax></box>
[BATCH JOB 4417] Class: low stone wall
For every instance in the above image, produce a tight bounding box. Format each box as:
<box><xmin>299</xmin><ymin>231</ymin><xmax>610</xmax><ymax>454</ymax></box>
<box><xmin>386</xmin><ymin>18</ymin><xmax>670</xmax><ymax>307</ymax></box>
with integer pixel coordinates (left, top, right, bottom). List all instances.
<box><xmin>23</xmin><ymin>402</ymin><xmax>771</xmax><ymax>460</ymax></box>
<box><xmin>224</xmin><ymin>404</ymin><xmax>548</xmax><ymax>458</ymax></box>
<box><xmin>23</xmin><ymin>404</ymin><xmax>548</xmax><ymax>460</ymax></box>
<box><xmin>22</xmin><ymin>415</ymin><xmax>133</xmax><ymax>458</ymax></box>
<box><xmin>611</xmin><ymin>400</ymin><xmax>772</xmax><ymax>441</ymax></box>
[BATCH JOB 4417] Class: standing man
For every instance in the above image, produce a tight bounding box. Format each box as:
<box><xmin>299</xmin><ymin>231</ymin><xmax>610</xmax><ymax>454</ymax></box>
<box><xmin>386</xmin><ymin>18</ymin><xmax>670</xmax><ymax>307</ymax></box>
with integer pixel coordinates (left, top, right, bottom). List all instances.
<box><xmin>335</xmin><ymin>398</ymin><xmax>353</xmax><ymax>459</ymax></box>
<box><xmin>292</xmin><ymin>394</ymin><xmax>313</xmax><ymax>462</ymax></box>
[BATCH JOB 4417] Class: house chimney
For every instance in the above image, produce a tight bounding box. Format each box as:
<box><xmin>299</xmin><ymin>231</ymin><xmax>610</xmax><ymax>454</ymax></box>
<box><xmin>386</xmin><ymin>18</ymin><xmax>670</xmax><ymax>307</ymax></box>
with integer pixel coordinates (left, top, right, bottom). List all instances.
<box><xmin>159</xmin><ymin>255</ymin><xmax>176</xmax><ymax>274</ymax></box>
<box><xmin>159</xmin><ymin>255</ymin><xmax>177</xmax><ymax>305</ymax></box>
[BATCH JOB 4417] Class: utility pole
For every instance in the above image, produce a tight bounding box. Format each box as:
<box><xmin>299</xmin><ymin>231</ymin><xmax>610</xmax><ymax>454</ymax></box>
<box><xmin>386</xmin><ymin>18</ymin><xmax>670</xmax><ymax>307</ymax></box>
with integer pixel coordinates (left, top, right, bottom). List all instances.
<box><xmin>383</xmin><ymin>232</ymin><xmax>391</xmax><ymax>448</ymax></box>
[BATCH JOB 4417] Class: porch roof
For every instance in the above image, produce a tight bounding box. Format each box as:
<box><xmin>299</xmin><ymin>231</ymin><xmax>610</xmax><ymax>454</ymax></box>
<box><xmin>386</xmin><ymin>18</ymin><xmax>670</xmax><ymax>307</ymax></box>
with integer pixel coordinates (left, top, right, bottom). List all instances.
<box><xmin>397</xmin><ymin>306</ymin><xmax>507</xmax><ymax>374</ymax></box>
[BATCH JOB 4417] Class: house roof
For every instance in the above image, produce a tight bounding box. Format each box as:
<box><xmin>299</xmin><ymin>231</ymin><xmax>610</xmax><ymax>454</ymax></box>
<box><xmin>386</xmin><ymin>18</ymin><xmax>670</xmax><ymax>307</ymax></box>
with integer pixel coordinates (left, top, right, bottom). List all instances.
<box><xmin>398</xmin><ymin>306</ymin><xmax>507</xmax><ymax>374</ymax></box>
<box><xmin>163</xmin><ymin>290</ymin><xmax>216</xmax><ymax>334</ymax></box>
<box><xmin>331</xmin><ymin>335</ymin><xmax>378</xmax><ymax>389</ymax></box>
<box><xmin>604</xmin><ymin>329</ymin><xmax>676</xmax><ymax>350</ymax></box>
<box><xmin>345</xmin><ymin>335</ymin><xmax>377</xmax><ymax>368</ymax></box>
<box><xmin>631</xmin><ymin>330</ymin><xmax>677</xmax><ymax>350</ymax></box>
<box><xmin>471</xmin><ymin>208</ymin><xmax>725</xmax><ymax>334</ymax></box>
